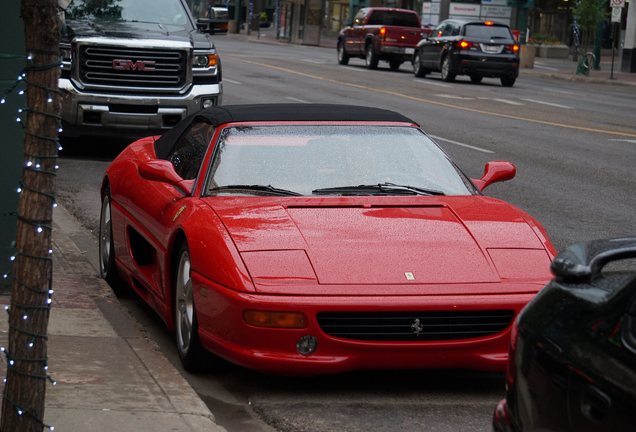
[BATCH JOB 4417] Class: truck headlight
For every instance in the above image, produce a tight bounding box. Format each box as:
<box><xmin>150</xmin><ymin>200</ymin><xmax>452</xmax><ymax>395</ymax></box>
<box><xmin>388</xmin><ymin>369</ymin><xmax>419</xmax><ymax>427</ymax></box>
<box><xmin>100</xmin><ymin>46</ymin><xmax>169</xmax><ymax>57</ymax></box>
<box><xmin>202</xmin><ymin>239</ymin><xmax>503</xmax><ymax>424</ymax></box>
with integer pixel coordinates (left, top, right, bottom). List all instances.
<box><xmin>193</xmin><ymin>53</ymin><xmax>218</xmax><ymax>68</ymax></box>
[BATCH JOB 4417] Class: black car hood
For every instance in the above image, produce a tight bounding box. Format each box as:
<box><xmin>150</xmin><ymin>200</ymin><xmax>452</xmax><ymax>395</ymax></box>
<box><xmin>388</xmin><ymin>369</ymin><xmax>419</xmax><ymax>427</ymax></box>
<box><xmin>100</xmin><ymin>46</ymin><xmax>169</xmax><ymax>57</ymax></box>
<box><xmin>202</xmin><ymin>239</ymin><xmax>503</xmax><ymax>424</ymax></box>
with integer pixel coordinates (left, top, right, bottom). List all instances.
<box><xmin>62</xmin><ymin>19</ymin><xmax>214</xmax><ymax>49</ymax></box>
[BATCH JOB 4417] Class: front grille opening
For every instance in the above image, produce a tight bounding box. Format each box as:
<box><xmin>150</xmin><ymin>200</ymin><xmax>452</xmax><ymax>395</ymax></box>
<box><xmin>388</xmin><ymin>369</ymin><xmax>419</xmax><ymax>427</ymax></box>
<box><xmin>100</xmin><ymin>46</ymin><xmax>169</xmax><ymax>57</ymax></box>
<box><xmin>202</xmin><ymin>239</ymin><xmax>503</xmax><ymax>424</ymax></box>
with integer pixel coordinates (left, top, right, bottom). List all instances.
<box><xmin>317</xmin><ymin>310</ymin><xmax>515</xmax><ymax>341</ymax></box>
<box><xmin>83</xmin><ymin>111</ymin><xmax>102</xmax><ymax>124</ymax></box>
<box><xmin>109</xmin><ymin>104</ymin><xmax>159</xmax><ymax>114</ymax></box>
<box><xmin>79</xmin><ymin>45</ymin><xmax>187</xmax><ymax>90</ymax></box>
<box><xmin>162</xmin><ymin>114</ymin><xmax>182</xmax><ymax>127</ymax></box>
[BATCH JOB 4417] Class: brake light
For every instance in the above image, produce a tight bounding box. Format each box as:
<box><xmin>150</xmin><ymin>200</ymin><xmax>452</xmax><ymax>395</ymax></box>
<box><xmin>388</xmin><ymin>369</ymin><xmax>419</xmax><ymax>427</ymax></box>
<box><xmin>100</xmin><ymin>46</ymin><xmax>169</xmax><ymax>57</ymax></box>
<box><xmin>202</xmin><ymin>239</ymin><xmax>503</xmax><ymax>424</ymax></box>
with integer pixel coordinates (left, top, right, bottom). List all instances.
<box><xmin>512</xmin><ymin>44</ymin><xmax>520</xmax><ymax>53</ymax></box>
<box><xmin>484</xmin><ymin>21</ymin><xmax>494</xmax><ymax>26</ymax></box>
<box><xmin>459</xmin><ymin>40</ymin><xmax>472</xmax><ymax>49</ymax></box>
<box><xmin>379</xmin><ymin>27</ymin><xmax>387</xmax><ymax>38</ymax></box>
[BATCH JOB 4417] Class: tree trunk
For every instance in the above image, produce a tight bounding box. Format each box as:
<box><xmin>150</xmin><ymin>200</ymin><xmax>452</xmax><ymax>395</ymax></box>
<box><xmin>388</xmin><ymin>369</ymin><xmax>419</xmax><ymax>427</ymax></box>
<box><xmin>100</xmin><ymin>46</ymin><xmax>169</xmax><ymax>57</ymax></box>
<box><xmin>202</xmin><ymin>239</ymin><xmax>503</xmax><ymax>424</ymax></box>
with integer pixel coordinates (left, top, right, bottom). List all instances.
<box><xmin>1</xmin><ymin>0</ymin><xmax>60</xmax><ymax>431</ymax></box>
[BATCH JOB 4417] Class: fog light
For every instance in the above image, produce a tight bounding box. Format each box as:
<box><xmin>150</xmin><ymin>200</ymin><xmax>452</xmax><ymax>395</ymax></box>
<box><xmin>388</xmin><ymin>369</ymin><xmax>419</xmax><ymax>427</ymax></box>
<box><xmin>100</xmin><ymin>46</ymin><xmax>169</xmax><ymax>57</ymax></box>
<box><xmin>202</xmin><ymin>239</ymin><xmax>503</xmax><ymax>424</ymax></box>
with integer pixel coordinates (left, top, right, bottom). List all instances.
<box><xmin>201</xmin><ymin>98</ymin><xmax>215</xmax><ymax>109</ymax></box>
<box><xmin>296</xmin><ymin>335</ymin><xmax>317</xmax><ymax>356</ymax></box>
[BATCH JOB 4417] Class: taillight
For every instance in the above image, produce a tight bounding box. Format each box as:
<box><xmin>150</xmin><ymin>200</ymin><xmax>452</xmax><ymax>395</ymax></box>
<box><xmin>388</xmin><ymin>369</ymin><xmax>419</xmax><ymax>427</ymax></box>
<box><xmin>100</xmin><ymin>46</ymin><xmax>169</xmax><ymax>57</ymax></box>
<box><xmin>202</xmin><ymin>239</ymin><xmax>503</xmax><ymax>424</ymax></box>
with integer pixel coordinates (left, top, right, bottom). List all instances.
<box><xmin>458</xmin><ymin>40</ymin><xmax>472</xmax><ymax>49</ymax></box>
<box><xmin>505</xmin><ymin>44</ymin><xmax>520</xmax><ymax>54</ymax></box>
<box><xmin>379</xmin><ymin>27</ymin><xmax>387</xmax><ymax>38</ymax></box>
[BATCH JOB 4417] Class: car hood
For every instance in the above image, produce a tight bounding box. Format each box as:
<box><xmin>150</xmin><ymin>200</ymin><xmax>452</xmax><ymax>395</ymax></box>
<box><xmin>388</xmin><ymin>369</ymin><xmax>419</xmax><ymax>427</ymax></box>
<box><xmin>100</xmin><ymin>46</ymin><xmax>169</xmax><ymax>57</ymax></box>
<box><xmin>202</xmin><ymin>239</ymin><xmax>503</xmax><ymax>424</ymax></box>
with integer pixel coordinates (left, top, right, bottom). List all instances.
<box><xmin>205</xmin><ymin>196</ymin><xmax>552</xmax><ymax>294</ymax></box>
<box><xmin>62</xmin><ymin>19</ymin><xmax>200</xmax><ymax>46</ymax></box>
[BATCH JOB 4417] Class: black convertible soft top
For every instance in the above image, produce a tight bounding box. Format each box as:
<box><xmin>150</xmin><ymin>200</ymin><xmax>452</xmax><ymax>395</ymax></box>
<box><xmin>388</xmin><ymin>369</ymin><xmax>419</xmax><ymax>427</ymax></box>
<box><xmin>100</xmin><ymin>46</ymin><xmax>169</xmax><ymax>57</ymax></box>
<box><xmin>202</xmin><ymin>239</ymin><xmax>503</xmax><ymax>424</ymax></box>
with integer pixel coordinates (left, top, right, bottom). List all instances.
<box><xmin>154</xmin><ymin>104</ymin><xmax>417</xmax><ymax>159</ymax></box>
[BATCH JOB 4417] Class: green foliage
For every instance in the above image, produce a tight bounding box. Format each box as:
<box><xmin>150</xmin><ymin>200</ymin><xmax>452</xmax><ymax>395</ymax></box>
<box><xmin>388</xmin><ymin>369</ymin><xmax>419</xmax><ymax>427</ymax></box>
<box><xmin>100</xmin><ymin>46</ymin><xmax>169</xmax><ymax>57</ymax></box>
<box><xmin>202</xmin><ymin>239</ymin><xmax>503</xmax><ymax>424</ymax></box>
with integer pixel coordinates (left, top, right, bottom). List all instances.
<box><xmin>528</xmin><ymin>33</ymin><xmax>562</xmax><ymax>45</ymax></box>
<box><xmin>573</xmin><ymin>0</ymin><xmax>605</xmax><ymax>34</ymax></box>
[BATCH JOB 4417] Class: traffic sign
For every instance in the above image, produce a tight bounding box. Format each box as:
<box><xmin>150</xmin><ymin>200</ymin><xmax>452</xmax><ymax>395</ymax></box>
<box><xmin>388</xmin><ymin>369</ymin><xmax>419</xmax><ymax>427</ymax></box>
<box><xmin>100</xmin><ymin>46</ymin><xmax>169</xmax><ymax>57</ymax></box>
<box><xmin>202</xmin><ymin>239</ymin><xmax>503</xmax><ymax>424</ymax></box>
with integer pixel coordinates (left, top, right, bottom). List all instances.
<box><xmin>611</xmin><ymin>7</ymin><xmax>622</xmax><ymax>22</ymax></box>
<box><xmin>609</xmin><ymin>0</ymin><xmax>625</xmax><ymax>8</ymax></box>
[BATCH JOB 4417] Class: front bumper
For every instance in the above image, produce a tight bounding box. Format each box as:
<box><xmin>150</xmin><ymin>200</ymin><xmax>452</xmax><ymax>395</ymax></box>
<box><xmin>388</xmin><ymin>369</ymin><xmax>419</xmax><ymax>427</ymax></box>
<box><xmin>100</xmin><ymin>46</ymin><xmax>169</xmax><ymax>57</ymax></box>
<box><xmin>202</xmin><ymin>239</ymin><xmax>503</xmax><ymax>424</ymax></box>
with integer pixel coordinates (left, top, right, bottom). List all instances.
<box><xmin>59</xmin><ymin>78</ymin><xmax>223</xmax><ymax>138</ymax></box>
<box><xmin>193</xmin><ymin>274</ymin><xmax>537</xmax><ymax>375</ymax></box>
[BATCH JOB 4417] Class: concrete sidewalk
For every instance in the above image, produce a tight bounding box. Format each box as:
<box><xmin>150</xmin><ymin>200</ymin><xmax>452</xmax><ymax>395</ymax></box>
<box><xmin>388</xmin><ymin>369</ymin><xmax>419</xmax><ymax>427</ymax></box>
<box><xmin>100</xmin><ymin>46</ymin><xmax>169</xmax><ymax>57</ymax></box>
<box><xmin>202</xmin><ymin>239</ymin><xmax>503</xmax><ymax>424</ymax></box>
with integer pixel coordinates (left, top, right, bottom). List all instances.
<box><xmin>230</xmin><ymin>31</ymin><xmax>636</xmax><ymax>87</ymax></box>
<box><xmin>0</xmin><ymin>205</ymin><xmax>226</xmax><ymax>431</ymax></box>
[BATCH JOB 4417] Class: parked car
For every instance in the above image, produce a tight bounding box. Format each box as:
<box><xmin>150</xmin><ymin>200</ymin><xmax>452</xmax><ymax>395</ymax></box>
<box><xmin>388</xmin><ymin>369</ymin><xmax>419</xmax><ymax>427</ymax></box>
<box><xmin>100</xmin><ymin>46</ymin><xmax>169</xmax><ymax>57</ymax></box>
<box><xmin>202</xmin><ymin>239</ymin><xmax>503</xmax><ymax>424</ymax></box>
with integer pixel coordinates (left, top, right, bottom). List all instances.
<box><xmin>99</xmin><ymin>103</ymin><xmax>556</xmax><ymax>375</ymax></box>
<box><xmin>337</xmin><ymin>7</ymin><xmax>423</xmax><ymax>70</ymax></box>
<box><xmin>493</xmin><ymin>237</ymin><xmax>636</xmax><ymax>432</ymax></box>
<box><xmin>412</xmin><ymin>19</ymin><xmax>520</xmax><ymax>86</ymax></box>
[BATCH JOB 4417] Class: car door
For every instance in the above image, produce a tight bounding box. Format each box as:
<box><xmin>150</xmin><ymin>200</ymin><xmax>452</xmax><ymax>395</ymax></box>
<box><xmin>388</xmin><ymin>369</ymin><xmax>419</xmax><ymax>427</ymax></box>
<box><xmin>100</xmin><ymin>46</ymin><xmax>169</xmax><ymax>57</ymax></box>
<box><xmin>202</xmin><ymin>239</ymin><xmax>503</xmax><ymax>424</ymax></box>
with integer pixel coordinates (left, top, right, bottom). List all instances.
<box><xmin>420</xmin><ymin>21</ymin><xmax>451</xmax><ymax>70</ymax></box>
<box><xmin>123</xmin><ymin>120</ymin><xmax>215</xmax><ymax>299</ymax></box>
<box><xmin>348</xmin><ymin>8</ymin><xmax>368</xmax><ymax>56</ymax></box>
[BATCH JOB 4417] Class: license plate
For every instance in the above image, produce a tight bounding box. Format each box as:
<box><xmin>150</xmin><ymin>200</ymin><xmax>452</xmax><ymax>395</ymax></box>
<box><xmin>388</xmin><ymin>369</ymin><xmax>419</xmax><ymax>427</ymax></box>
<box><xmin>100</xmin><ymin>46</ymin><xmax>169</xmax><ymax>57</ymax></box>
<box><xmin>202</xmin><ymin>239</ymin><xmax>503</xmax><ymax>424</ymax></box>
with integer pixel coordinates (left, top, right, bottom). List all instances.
<box><xmin>405</xmin><ymin>48</ymin><xmax>414</xmax><ymax>55</ymax></box>
<box><xmin>481</xmin><ymin>44</ymin><xmax>503</xmax><ymax>54</ymax></box>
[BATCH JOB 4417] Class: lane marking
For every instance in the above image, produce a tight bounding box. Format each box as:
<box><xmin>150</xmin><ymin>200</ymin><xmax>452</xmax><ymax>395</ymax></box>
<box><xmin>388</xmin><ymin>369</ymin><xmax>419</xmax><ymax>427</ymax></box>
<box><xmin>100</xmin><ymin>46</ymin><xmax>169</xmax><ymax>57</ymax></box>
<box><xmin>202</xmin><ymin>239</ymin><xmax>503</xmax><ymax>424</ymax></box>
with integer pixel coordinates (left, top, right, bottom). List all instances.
<box><xmin>521</xmin><ymin>98</ymin><xmax>573</xmax><ymax>109</ymax></box>
<box><xmin>430</xmin><ymin>135</ymin><xmax>494</xmax><ymax>154</ymax></box>
<box><xmin>342</xmin><ymin>66</ymin><xmax>370</xmax><ymax>72</ymax></box>
<box><xmin>285</xmin><ymin>96</ymin><xmax>311</xmax><ymax>103</ymax></box>
<box><xmin>227</xmin><ymin>56</ymin><xmax>636</xmax><ymax>139</ymax></box>
<box><xmin>412</xmin><ymin>79</ymin><xmax>451</xmax><ymax>88</ymax></box>
<box><xmin>610</xmin><ymin>138</ymin><xmax>636</xmax><ymax>144</ymax></box>
<box><xmin>223</xmin><ymin>78</ymin><xmax>242</xmax><ymax>85</ymax></box>
<box><xmin>478</xmin><ymin>97</ymin><xmax>524</xmax><ymax>106</ymax></box>
<box><xmin>435</xmin><ymin>94</ymin><xmax>474</xmax><ymax>100</ymax></box>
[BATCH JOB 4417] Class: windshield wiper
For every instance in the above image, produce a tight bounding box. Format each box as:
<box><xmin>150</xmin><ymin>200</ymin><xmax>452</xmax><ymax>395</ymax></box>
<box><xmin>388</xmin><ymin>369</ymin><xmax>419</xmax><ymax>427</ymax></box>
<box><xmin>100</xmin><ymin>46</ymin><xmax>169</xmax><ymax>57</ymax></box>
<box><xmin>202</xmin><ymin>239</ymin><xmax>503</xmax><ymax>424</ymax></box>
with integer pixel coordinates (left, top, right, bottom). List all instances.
<box><xmin>208</xmin><ymin>184</ymin><xmax>303</xmax><ymax>196</ymax></box>
<box><xmin>312</xmin><ymin>182</ymin><xmax>445</xmax><ymax>196</ymax></box>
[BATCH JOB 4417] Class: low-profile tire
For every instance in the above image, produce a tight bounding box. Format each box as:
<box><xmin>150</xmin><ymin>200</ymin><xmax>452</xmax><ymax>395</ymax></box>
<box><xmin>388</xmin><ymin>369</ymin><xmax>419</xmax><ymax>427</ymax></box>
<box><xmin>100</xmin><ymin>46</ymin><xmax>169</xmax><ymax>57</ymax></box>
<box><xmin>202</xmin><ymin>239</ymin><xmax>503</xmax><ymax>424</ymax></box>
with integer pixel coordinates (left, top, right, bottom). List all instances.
<box><xmin>440</xmin><ymin>56</ymin><xmax>456</xmax><ymax>82</ymax></box>
<box><xmin>389</xmin><ymin>59</ymin><xmax>402</xmax><ymax>71</ymax></box>
<box><xmin>337</xmin><ymin>40</ymin><xmax>349</xmax><ymax>65</ymax></box>
<box><xmin>470</xmin><ymin>74</ymin><xmax>483</xmax><ymax>84</ymax></box>
<box><xmin>501</xmin><ymin>75</ymin><xmax>516</xmax><ymax>87</ymax></box>
<box><xmin>412</xmin><ymin>52</ymin><xmax>428</xmax><ymax>77</ymax></box>
<box><xmin>174</xmin><ymin>241</ymin><xmax>207</xmax><ymax>372</ymax></box>
<box><xmin>365</xmin><ymin>44</ymin><xmax>379</xmax><ymax>69</ymax></box>
<box><xmin>99</xmin><ymin>185</ymin><xmax>128</xmax><ymax>297</ymax></box>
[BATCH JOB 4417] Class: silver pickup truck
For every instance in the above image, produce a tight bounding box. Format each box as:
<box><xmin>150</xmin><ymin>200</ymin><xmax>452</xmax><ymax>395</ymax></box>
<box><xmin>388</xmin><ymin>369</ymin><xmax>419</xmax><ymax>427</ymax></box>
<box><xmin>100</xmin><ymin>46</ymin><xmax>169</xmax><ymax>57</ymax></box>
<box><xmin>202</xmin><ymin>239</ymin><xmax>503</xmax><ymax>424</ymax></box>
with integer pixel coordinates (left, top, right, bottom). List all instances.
<box><xmin>59</xmin><ymin>0</ymin><xmax>226</xmax><ymax>138</ymax></box>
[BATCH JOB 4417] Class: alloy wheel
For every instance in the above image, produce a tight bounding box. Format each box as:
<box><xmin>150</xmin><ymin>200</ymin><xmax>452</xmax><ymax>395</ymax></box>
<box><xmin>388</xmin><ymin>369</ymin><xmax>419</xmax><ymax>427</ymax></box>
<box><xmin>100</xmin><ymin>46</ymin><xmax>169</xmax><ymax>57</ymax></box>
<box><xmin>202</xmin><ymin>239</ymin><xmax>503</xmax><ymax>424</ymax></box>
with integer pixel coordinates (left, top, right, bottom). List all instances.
<box><xmin>175</xmin><ymin>249</ymin><xmax>194</xmax><ymax>355</ymax></box>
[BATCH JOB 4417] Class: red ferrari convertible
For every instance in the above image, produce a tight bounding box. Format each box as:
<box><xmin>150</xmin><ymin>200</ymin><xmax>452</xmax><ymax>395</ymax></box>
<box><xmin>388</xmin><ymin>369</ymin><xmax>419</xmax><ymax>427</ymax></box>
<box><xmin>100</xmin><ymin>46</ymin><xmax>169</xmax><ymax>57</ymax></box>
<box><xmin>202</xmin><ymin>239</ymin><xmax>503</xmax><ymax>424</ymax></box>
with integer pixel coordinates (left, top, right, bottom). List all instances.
<box><xmin>99</xmin><ymin>104</ymin><xmax>556</xmax><ymax>374</ymax></box>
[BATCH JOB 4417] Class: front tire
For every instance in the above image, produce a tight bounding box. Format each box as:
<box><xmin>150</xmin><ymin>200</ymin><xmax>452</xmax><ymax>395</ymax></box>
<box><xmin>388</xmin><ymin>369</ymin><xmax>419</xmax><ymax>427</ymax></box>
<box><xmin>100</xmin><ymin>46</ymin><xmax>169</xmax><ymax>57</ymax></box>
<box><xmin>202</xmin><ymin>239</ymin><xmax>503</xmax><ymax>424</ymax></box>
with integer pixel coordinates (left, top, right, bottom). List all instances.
<box><xmin>413</xmin><ymin>52</ymin><xmax>428</xmax><ymax>77</ymax></box>
<box><xmin>501</xmin><ymin>75</ymin><xmax>516</xmax><ymax>87</ymax></box>
<box><xmin>174</xmin><ymin>241</ymin><xmax>206</xmax><ymax>372</ymax></box>
<box><xmin>365</xmin><ymin>44</ymin><xmax>379</xmax><ymax>69</ymax></box>
<box><xmin>389</xmin><ymin>59</ymin><xmax>402</xmax><ymax>71</ymax></box>
<box><xmin>440</xmin><ymin>56</ymin><xmax>456</xmax><ymax>82</ymax></box>
<box><xmin>99</xmin><ymin>186</ymin><xmax>127</xmax><ymax>296</ymax></box>
<box><xmin>337</xmin><ymin>40</ymin><xmax>350</xmax><ymax>65</ymax></box>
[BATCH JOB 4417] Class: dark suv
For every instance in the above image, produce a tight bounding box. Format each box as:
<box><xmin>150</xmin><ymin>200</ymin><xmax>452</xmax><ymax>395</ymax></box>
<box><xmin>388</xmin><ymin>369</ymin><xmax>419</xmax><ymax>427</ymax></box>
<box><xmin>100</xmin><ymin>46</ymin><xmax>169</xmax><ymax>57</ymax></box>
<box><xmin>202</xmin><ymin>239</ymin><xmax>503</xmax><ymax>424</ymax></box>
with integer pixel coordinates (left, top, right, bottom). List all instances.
<box><xmin>412</xmin><ymin>19</ymin><xmax>519</xmax><ymax>87</ymax></box>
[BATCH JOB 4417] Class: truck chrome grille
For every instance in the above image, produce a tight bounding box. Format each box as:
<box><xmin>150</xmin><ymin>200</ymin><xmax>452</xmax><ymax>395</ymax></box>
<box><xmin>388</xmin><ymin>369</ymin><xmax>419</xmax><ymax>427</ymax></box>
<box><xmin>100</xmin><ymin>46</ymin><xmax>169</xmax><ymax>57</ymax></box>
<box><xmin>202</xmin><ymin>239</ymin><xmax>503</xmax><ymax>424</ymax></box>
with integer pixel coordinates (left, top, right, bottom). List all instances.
<box><xmin>78</xmin><ymin>45</ymin><xmax>188</xmax><ymax>90</ymax></box>
<box><xmin>317</xmin><ymin>310</ymin><xmax>514</xmax><ymax>341</ymax></box>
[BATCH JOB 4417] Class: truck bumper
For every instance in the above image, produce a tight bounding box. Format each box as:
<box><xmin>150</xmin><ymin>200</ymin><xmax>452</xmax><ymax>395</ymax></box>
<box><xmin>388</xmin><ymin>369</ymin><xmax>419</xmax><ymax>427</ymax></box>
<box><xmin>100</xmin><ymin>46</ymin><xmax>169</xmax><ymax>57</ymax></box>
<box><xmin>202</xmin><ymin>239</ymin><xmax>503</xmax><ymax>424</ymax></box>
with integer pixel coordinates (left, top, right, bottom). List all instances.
<box><xmin>59</xmin><ymin>78</ymin><xmax>223</xmax><ymax>138</ymax></box>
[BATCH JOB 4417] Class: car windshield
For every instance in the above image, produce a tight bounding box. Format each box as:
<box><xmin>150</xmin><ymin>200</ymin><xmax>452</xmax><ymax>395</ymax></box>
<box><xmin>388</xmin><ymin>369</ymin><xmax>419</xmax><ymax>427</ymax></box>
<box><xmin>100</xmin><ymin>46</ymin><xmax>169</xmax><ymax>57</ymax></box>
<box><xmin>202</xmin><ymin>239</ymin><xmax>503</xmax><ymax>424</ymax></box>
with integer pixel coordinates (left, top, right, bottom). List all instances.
<box><xmin>464</xmin><ymin>24</ymin><xmax>512</xmax><ymax>39</ymax></box>
<box><xmin>64</xmin><ymin>0</ymin><xmax>189</xmax><ymax>26</ymax></box>
<box><xmin>205</xmin><ymin>125</ymin><xmax>474</xmax><ymax>196</ymax></box>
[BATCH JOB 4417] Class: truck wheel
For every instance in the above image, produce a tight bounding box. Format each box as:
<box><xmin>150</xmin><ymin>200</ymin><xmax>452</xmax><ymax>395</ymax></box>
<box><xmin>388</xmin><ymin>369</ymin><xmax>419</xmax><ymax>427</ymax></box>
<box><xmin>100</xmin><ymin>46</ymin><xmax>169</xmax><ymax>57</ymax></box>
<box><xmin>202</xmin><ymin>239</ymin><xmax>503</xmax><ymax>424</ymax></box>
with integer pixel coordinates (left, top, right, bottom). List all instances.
<box><xmin>501</xmin><ymin>75</ymin><xmax>516</xmax><ymax>87</ymax></box>
<box><xmin>413</xmin><ymin>52</ymin><xmax>428</xmax><ymax>78</ymax></box>
<box><xmin>440</xmin><ymin>56</ymin><xmax>456</xmax><ymax>82</ymax></box>
<box><xmin>337</xmin><ymin>40</ymin><xmax>350</xmax><ymax>65</ymax></box>
<box><xmin>365</xmin><ymin>44</ymin><xmax>379</xmax><ymax>70</ymax></box>
<box><xmin>389</xmin><ymin>59</ymin><xmax>402</xmax><ymax>71</ymax></box>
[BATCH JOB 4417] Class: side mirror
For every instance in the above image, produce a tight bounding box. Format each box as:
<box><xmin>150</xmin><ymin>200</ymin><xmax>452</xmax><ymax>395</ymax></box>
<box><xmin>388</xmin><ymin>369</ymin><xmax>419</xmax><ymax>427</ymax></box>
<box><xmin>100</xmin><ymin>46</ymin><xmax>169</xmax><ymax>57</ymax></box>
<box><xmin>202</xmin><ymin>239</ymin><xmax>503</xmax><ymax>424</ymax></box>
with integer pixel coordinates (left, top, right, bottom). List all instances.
<box><xmin>138</xmin><ymin>160</ymin><xmax>192</xmax><ymax>195</ymax></box>
<box><xmin>196</xmin><ymin>17</ymin><xmax>229</xmax><ymax>35</ymax></box>
<box><xmin>472</xmin><ymin>161</ymin><xmax>516</xmax><ymax>191</ymax></box>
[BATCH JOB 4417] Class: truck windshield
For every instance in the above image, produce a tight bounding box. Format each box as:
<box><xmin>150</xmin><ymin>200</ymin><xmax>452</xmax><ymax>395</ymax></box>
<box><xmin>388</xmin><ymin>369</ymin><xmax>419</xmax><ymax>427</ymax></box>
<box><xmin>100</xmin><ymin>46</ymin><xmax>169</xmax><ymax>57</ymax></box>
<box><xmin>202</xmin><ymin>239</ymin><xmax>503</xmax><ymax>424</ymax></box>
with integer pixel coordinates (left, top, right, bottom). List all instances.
<box><xmin>64</xmin><ymin>0</ymin><xmax>189</xmax><ymax>26</ymax></box>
